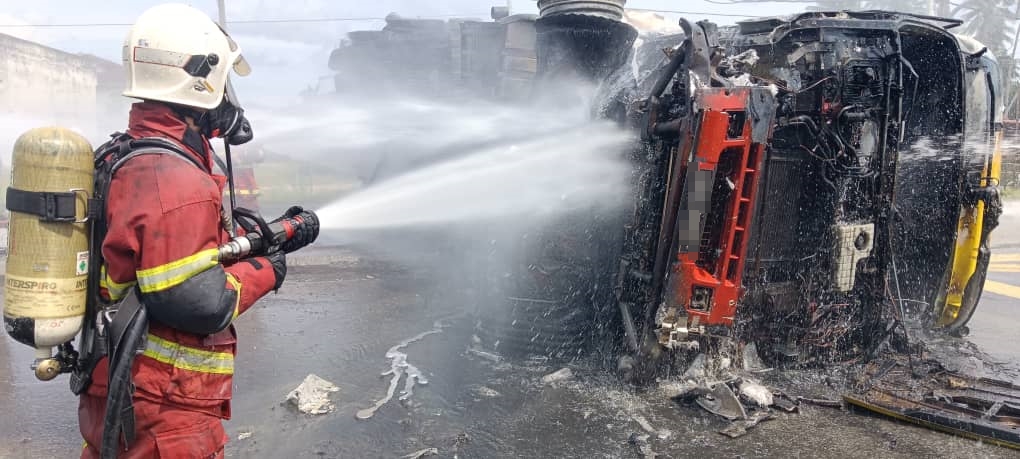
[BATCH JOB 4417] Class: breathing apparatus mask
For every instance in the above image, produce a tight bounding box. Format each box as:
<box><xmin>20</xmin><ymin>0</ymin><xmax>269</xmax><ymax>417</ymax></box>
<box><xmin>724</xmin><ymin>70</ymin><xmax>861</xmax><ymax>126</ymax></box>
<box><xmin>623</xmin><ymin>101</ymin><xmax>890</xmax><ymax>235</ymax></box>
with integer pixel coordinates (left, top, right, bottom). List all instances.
<box><xmin>198</xmin><ymin>78</ymin><xmax>253</xmax><ymax>146</ymax></box>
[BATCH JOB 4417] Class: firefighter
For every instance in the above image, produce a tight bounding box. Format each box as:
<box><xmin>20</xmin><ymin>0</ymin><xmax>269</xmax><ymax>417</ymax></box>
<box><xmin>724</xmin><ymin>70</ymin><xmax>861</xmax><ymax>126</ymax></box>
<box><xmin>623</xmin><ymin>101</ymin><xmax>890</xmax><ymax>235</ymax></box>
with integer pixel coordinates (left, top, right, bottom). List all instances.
<box><xmin>77</xmin><ymin>4</ymin><xmax>316</xmax><ymax>457</ymax></box>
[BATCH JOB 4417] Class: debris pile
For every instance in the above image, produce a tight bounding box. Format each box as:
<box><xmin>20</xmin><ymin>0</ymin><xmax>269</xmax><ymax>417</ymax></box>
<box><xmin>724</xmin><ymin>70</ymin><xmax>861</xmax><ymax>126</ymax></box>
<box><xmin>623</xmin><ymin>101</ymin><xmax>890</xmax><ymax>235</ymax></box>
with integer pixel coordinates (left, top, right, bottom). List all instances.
<box><xmin>845</xmin><ymin>352</ymin><xmax>1020</xmax><ymax>449</ymax></box>
<box><xmin>665</xmin><ymin>347</ymin><xmax>803</xmax><ymax>439</ymax></box>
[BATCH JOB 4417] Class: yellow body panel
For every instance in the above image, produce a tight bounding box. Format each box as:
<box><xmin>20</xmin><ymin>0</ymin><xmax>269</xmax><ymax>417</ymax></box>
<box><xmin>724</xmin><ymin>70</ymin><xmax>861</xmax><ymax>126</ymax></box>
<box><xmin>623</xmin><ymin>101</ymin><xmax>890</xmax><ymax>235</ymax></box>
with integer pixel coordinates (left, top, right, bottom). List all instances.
<box><xmin>937</xmin><ymin>130</ymin><xmax>1002</xmax><ymax>327</ymax></box>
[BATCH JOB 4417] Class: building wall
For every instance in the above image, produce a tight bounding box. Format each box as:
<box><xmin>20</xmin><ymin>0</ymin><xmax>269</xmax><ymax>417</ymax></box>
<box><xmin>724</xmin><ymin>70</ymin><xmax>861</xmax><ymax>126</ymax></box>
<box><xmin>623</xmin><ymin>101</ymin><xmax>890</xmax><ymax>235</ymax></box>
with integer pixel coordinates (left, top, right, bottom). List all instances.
<box><xmin>78</xmin><ymin>53</ymin><xmax>131</xmax><ymax>137</ymax></box>
<box><xmin>0</xmin><ymin>33</ymin><xmax>99</xmax><ymax>141</ymax></box>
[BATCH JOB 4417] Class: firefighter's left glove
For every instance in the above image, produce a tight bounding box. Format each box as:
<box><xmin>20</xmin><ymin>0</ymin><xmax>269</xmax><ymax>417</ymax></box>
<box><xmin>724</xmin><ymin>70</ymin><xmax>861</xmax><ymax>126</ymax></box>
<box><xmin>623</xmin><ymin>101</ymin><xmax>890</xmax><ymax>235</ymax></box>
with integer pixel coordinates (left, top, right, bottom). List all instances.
<box><xmin>265</xmin><ymin>250</ymin><xmax>287</xmax><ymax>290</ymax></box>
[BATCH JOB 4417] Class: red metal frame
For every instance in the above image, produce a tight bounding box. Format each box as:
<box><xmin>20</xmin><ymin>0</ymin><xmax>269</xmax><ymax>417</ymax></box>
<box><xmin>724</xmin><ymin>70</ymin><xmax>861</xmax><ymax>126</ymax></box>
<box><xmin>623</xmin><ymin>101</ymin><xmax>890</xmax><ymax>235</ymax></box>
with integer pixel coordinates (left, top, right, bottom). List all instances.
<box><xmin>674</xmin><ymin>88</ymin><xmax>768</xmax><ymax>326</ymax></box>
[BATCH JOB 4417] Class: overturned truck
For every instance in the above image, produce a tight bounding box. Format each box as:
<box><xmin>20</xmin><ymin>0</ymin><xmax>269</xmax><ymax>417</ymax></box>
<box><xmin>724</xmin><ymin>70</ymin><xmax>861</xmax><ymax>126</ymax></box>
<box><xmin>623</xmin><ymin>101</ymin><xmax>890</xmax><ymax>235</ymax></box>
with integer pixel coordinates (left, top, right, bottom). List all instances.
<box><xmin>491</xmin><ymin>8</ymin><xmax>1012</xmax><ymax>446</ymax></box>
<box><xmin>482</xmin><ymin>10</ymin><xmax>1003</xmax><ymax>370</ymax></box>
<box><xmin>614</xmin><ymin>11</ymin><xmax>1004</xmax><ymax>365</ymax></box>
<box><xmin>335</xmin><ymin>4</ymin><xmax>1009</xmax><ymax>445</ymax></box>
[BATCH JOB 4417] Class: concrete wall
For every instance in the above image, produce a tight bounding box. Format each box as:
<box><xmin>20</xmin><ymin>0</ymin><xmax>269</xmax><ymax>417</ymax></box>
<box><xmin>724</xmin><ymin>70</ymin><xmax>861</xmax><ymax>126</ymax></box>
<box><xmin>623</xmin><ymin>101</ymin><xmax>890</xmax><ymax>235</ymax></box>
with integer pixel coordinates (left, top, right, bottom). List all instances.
<box><xmin>78</xmin><ymin>53</ymin><xmax>130</xmax><ymax>137</ymax></box>
<box><xmin>0</xmin><ymin>33</ymin><xmax>98</xmax><ymax>139</ymax></box>
<box><xmin>0</xmin><ymin>35</ymin><xmax>127</xmax><ymax>220</ymax></box>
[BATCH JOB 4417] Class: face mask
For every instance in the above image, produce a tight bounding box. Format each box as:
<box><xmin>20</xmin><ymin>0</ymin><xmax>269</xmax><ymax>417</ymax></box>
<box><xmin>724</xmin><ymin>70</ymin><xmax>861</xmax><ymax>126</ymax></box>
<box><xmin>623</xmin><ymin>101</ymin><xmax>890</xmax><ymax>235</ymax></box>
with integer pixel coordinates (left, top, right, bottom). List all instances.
<box><xmin>200</xmin><ymin>78</ymin><xmax>254</xmax><ymax>145</ymax></box>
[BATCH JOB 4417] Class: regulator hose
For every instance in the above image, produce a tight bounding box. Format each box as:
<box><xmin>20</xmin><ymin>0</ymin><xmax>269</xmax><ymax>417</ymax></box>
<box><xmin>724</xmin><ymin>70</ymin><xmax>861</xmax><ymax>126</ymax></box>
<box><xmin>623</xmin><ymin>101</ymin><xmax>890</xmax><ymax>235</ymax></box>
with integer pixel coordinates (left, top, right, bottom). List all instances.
<box><xmin>100</xmin><ymin>299</ymin><xmax>147</xmax><ymax>459</ymax></box>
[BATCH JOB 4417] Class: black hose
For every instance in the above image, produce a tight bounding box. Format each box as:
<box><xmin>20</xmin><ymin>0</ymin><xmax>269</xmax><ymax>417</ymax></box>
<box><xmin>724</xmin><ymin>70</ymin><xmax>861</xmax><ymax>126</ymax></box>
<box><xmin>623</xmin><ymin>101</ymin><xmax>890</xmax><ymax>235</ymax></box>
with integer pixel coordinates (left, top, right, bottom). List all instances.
<box><xmin>650</xmin><ymin>42</ymin><xmax>690</xmax><ymax>99</ymax></box>
<box><xmin>224</xmin><ymin>143</ymin><xmax>238</xmax><ymax>233</ymax></box>
<box><xmin>100</xmin><ymin>306</ymin><xmax>147</xmax><ymax>459</ymax></box>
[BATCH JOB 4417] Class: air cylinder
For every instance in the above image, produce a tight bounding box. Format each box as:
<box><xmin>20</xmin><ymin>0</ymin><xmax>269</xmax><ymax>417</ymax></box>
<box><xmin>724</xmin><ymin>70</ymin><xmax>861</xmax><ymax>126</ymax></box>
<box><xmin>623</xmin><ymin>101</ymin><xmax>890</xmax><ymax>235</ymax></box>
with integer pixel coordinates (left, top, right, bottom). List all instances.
<box><xmin>3</xmin><ymin>127</ymin><xmax>93</xmax><ymax>380</ymax></box>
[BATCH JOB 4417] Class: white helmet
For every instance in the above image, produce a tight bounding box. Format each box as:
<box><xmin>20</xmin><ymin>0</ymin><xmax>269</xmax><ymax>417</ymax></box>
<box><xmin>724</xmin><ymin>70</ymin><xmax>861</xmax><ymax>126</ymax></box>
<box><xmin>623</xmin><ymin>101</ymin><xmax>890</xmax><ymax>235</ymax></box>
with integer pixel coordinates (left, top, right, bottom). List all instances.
<box><xmin>122</xmin><ymin>3</ymin><xmax>250</xmax><ymax>110</ymax></box>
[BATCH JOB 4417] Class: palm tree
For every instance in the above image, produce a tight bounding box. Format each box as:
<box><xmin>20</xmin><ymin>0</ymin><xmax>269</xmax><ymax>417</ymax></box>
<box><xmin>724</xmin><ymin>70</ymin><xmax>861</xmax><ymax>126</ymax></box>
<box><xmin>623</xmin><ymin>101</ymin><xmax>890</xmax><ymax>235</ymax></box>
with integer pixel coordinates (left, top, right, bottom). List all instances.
<box><xmin>857</xmin><ymin>1</ymin><xmax>925</xmax><ymax>14</ymax></box>
<box><xmin>808</xmin><ymin>0</ymin><xmax>927</xmax><ymax>12</ymax></box>
<box><xmin>953</xmin><ymin>0</ymin><xmax>1016</xmax><ymax>55</ymax></box>
<box><xmin>809</xmin><ymin>0</ymin><xmax>866</xmax><ymax>10</ymax></box>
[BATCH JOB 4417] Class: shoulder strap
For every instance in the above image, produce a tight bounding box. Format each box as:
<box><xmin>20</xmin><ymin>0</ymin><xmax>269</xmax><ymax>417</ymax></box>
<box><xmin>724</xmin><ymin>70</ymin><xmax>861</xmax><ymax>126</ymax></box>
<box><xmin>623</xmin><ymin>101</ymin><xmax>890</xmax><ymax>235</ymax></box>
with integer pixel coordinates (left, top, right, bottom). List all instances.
<box><xmin>92</xmin><ymin>134</ymin><xmax>207</xmax><ymax>223</ymax></box>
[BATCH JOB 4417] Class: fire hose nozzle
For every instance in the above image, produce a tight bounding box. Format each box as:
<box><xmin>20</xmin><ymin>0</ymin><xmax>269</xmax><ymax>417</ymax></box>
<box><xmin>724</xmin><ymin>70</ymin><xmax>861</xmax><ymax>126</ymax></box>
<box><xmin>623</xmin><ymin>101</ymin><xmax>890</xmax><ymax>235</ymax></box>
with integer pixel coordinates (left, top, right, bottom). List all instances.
<box><xmin>218</xmin><ymin>235</ymin><xmax>255</xmax><ymax>262</ymax></box>
<box><xmin>217</xmin><ymin>208</ymin><xmax>319</xmax><ymax>263</ymax></box>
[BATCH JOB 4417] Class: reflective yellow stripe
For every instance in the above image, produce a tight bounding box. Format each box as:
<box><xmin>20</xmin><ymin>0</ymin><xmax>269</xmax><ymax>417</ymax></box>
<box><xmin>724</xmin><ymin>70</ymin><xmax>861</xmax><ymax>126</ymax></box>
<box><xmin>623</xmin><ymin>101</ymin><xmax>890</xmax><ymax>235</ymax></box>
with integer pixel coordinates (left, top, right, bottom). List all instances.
<box><xmin>227</xmin><ymin>273</ymin><xmax>242</xmax><ymax>320</ymax></box>
<box><xmin>100</xmin><ymin>265</ymin><xmax>136</xmax><ymax>301</ymax></box>
<box><xmin>989</xmin><ymin>263</ymin><xmax>1020</xmax><ymax>273</ymax></box>
<box><xmin>984</xmin><ymin>280</ymin><xmax>1020</xmax><ymax>300</ymax></box>
<box><xmin>136</xmin><ymin>248</ymin><xmax>219</xmax><ymax>293</ymax></box>
<box><xmin>142</xmin><ymin>333</ymin><xmax>234</xmax><ymax>375</ymax></box>
<box><xmin>225</xmin><ymin>189</ymin><xmax>260</xmax><ymax>195</ymax></box>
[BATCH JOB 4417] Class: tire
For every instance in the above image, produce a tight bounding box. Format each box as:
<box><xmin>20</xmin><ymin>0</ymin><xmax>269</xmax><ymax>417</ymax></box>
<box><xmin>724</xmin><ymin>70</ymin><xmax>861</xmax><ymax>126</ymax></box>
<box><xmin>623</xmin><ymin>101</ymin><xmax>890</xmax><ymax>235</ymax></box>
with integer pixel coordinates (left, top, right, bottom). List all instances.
<box><xmin>474</xmin><ymin>211</ymin><xmax>622</xmax><ymax>361</ymax></box>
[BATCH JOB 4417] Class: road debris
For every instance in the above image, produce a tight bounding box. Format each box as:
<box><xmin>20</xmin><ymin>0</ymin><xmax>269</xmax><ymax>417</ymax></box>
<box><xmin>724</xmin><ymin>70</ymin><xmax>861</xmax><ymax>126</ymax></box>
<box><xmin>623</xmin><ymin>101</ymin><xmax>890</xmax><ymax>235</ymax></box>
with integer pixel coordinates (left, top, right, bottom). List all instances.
<box><xmin>696</xmin><ymin>382</ymin><xmax>747</xmax><ymax>421</ymax></box>
<box><xmin>541</xmin><ymin>368</ymin><xmax>573</xmax><ymax>385</ymax></box>
<box><xmin>657</xmin><ymin>379</ymin><xmax>703</xmax><ymax>400</ymax></box>
<box><xmin>845</xmin><ymin>354</ymin><xmax>1020</xmax><ymax>449</ymax></box>
<box><xmin>473</xmin><ymin>386</ymin><xmax>501</xmax><ymax>398</ymax></box>
<box><xmin>796</xmin><ymin>396</ymin><xmax>843</xmax><ymax>409</ymax></box>
<box><xmin>719</xmin><ymin>410</ymin><xmax>773</xmax><ymax>439</ymax></box>
<box><xmin>237</xmin><ymin>431</ymin><xmax>253</xmax><ymax>441</ymax></box>
<box><xmin>738</xmin><ymin>379</ymin><xmax>773</xmax><ymax>407</ymax></box>
<box><xmin>286</xmin><ymin>374</ymin><xmax>339</xmax><ymax>415</ymax></box>
<box><xmin>770</xmin><ymin>393</ymin><xmax>799</xmax><ymax>413</ymax></box>
<box><xmin>466</xmin><ymin>347</ymin><xmax>503</xmax><ymax>363</ymax></box>
<box><xmin>627</xmin><ymin>433</ymin><xmax>659</xmax><ymax>458</ymax></box>
<box><xmin>631</xmin><ymin>414</ymin><xmax>671</xmax><ymax>440</ymax></box>
<box><xmin>400</xmin><ymin>447</ymin><xmax>439</xmax><ymax>459</ymax></box>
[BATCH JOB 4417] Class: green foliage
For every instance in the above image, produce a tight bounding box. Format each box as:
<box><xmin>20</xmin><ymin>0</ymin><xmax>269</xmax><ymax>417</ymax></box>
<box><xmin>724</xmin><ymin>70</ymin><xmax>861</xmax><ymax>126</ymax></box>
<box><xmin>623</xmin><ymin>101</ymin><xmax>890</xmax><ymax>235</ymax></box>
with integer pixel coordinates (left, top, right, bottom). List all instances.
<box><xmin>953</xmin><ymin>0</ymin><xmax>1017</xmax><ymax>55</ymax></box>
<box><xmin>808</xmin><ymin>0</ymin><xmax>866</xmax><ymax>10</ymax></box>
<box><xmin>816</xmin><ymin>1</ymin><xmax>927</xmax><ymax>13</ymax></box>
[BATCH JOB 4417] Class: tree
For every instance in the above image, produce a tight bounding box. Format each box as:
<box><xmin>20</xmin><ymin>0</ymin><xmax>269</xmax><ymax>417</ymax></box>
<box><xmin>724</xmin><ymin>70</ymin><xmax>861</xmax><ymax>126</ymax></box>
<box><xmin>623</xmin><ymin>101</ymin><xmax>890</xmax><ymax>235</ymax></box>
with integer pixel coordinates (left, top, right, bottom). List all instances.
<box><xmin>859</xmin><ymin>1</ymin><xmax>930</xmax><ymax>14</ymax></box>
<box><xmin>808</xmin><ymin>0</ymin><xmax>866</xmax><ymax>10</ymax></box>
<box><xmin>953</xmin><ymin>0</ymin><xmax>1016</xmax><ymax>55</ymax></box>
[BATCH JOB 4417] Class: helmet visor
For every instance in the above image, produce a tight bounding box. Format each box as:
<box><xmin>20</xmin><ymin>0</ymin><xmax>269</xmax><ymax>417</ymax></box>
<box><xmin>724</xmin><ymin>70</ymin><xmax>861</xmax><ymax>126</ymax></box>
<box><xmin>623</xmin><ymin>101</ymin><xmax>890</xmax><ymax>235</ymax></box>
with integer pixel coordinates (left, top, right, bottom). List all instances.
<box><xmin>233</xmin><ymin>54</ymin><xmax>251</xmax><ymax>76</ymax></box>
<box><xmin>224</xmin><ymin>77</ymin><xmax>243</xmax><ymax>116</ymax></box>
<box><xmin>217</xmin><ymin>23</ymin><xmax>251</xmax><ymax>76</ymax></box>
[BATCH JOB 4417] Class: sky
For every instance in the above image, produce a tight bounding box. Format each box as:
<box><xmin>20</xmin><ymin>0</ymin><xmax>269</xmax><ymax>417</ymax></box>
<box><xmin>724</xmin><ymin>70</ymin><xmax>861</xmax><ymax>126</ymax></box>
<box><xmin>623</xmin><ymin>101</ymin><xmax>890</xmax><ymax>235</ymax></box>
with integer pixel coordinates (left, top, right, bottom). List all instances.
<box><xmin>0</xmin><ymin>1</ymin><xmax>809</xmax><ymax>107</ymax></box>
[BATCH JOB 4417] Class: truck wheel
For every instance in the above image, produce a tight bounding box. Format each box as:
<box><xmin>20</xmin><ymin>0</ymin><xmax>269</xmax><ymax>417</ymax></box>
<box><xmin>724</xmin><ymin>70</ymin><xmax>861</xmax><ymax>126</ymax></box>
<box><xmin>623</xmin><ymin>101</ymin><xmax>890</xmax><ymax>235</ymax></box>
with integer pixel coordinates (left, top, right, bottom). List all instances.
<box><xmin>474</xmin><ymin>212</ymin><xmax>622</xmax><ymax>361</ymax></box>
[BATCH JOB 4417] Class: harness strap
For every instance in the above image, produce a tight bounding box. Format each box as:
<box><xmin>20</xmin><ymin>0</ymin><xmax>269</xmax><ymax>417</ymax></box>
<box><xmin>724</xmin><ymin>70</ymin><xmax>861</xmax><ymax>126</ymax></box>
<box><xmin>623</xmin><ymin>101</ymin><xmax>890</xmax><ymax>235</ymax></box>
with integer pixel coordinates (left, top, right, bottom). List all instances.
<box><xmin>5</xmin><ymin>187</ymin><xmax>81</xmax><ymax>222</ymax></box>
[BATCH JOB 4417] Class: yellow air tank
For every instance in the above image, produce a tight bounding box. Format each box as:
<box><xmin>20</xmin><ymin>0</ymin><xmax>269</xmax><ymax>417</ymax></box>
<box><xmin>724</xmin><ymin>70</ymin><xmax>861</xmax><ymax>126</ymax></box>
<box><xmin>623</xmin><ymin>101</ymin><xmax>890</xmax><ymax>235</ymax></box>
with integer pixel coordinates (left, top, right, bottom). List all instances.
<box><xmin>3</xmin><ymin>127</ymin><xmax>93</xmax><ymax>380</ymax></box>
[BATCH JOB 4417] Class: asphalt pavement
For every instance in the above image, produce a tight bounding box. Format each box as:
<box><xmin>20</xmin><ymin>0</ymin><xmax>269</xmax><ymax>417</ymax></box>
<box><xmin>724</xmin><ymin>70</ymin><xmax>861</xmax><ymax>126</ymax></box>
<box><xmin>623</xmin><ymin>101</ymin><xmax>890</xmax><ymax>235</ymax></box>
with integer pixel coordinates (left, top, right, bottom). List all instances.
<box><xmin>966</xmin><ymin>201</ymin><xmax>1020</xmax><ymax>370</ymax></box>
<box><xmin>0</xmin><ymin>203</ymin><xmax>1018</xmax><ymax>458</ymax></box>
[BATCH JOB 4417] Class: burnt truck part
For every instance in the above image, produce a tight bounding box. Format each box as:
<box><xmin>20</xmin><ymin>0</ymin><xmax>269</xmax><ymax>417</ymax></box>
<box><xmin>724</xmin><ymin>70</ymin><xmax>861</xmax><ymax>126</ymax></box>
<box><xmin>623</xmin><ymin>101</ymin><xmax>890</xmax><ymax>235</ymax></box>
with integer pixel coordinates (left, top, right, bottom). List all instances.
<box><xmin>611</xmin><ymin>11</ymin><xmax>1003</xmax><ymax>370</ymax></box>
<box><xmin>474</xmin><ymin>9</ymin><xmax>639</xmax><ymax>360</ymax></box>
<box><xmin>328</xmin><ymin>11</ymin><xmax>538</xmax><ymax>101</ymax></box>
<box><xmin>845</xmin><ymin>354</ymin><xmax>1020</xmax><ymax>450</ymax></box>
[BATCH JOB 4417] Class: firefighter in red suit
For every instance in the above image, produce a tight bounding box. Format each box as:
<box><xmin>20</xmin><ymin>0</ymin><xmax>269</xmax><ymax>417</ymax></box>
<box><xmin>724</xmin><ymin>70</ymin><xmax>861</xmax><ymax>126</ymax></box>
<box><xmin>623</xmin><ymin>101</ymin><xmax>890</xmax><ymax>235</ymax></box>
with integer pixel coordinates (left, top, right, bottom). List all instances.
<box><xmin>77</xmin><ymin>4</ymin><xmax>316</xmax><ymax>457</ymax></box>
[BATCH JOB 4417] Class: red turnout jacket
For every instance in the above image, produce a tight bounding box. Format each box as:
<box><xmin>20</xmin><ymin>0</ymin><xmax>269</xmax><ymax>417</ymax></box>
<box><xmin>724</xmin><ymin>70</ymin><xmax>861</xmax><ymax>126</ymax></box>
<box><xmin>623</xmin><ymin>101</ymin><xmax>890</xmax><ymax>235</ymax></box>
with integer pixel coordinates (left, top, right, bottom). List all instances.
<box><xmin>79</xmin><ymin>102</ymin><xmax>278</xmax><ymax>457</ymax></box>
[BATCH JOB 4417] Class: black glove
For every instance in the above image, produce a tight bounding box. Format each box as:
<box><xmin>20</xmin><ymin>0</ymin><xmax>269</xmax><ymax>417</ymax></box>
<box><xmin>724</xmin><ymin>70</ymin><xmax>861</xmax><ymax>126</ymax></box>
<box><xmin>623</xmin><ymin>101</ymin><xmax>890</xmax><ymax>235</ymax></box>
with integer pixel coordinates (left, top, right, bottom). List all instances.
<box><xmin>274</xmin><ymin>206</ymin><xmax>319</xmax><ymax>254</ymax></box>
<box><xmin>265</xmin><ymin>251</ymin><xmax>287</xmax><ymax>290</ymax></box>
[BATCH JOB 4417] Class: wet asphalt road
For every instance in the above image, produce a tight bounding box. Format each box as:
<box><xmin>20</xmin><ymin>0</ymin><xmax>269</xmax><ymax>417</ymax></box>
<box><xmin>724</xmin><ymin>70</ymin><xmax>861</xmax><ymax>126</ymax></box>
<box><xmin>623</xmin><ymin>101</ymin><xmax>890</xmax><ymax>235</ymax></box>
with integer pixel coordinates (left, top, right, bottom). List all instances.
<box><xmin>1</xmin><ymin>205</ymin><xmax>1019</xmax><ymax>459</ymax></box>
